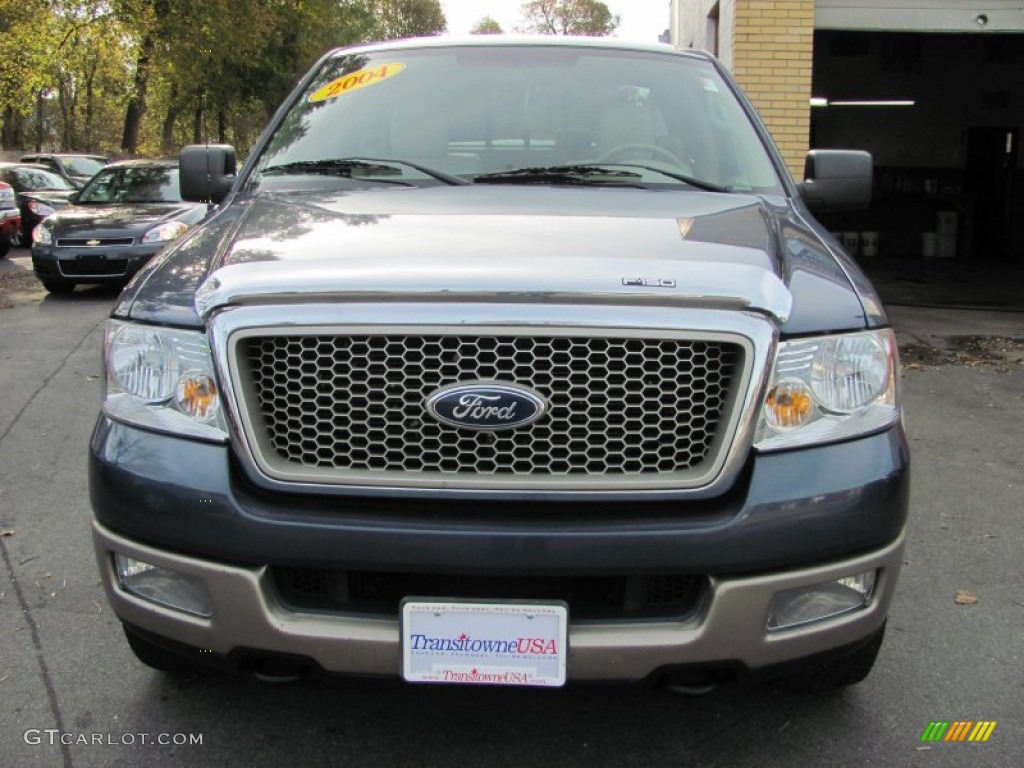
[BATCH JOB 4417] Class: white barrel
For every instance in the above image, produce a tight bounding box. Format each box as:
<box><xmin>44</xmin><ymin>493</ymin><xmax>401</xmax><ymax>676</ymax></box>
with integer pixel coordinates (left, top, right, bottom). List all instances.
<box><xmin>861</xmin><ymin>231</ymin><xmax>878</xmax><ymax>258</ymax></box>
<box><xmin>922</xmin><ymin>232</ymin><xmax>937</xmax><ymax>259</ymax></box>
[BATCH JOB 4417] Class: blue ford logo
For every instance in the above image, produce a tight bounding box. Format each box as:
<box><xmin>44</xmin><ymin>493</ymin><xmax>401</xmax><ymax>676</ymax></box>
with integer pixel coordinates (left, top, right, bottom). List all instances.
<box><xmin>425</xmin><ymin>382</ymin><xmax>549</xmax><ymax>431</ymax></box>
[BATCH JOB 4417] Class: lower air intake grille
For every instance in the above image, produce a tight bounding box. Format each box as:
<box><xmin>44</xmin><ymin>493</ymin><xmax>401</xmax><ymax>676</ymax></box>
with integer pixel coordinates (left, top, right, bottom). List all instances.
<box><xmin>273</xmin><ymin>568</ymin><xmax>706</xmax><ymax>621</ymax></box>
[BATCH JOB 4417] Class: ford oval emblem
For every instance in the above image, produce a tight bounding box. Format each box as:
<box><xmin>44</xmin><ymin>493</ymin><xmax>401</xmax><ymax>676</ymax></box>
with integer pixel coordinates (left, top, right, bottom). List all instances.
<box><xmin>425</xmin><ymin>382</ymin><xmax>549</xmax><ymax>431</ymax></box>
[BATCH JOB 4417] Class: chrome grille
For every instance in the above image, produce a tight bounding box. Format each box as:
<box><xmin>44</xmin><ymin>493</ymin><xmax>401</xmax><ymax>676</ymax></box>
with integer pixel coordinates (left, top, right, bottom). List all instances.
<box><xmin>56</xmin><ymin>237</ymin><xmax>134</xmax><ymax>247</ymax></box>
<box><xmin>237</xmin><ymin>333</ymin><xmax>742</xmax><ymax>480</ymax></box>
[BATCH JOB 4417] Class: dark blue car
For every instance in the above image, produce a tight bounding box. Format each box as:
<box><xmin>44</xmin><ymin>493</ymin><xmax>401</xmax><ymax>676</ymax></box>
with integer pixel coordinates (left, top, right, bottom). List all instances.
<box><xmin>31</xmin><ymin>159</ymin><xmax>207</xmax><ymax>293</ymax></box>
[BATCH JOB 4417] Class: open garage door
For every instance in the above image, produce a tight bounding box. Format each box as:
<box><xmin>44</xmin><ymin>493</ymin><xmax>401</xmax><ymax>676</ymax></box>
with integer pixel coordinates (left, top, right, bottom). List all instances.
<box><xmin>810</xmin><ymin>30</ymin><xmax>1023</xmax><ymax>274</ymax></box>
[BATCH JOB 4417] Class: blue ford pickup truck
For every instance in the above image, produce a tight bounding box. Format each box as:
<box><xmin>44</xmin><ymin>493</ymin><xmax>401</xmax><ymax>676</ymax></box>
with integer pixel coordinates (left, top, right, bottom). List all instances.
<box><xmin>89</xmin><ymin>36</ymin><xmax>907</xmax><ymax>691</ymax></box>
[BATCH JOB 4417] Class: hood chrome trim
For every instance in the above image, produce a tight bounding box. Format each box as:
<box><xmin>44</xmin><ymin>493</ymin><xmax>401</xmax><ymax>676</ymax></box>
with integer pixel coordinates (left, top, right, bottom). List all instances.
<box><xmin>195</xmin><ymin>258</ymin><xmax>792</xmax><ymax>324</ymax></box>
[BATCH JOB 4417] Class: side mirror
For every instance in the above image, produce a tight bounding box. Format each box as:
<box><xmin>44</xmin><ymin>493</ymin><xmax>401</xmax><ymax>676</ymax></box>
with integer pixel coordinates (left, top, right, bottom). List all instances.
<box><xmin>798</xmin><ymin>150</ymin><xmax>872</xmax><ymax>212</ymax></box>
<box><xmin>180</xmin><ymin>144</ymin><xmax>237</xmax><ymax>204</ymax></box>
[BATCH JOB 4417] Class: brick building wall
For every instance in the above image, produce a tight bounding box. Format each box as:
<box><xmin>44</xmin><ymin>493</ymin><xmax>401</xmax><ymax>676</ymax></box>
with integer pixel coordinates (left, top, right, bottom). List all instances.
<box><xmin>732</xmin><ymin>1</ymin><xmax>815</xmax><ymax>177</ymax></box>
<box><xmin>671</xmin><ymin>0</ymin><xmax>815</xmax><ymax>178</ymax></box>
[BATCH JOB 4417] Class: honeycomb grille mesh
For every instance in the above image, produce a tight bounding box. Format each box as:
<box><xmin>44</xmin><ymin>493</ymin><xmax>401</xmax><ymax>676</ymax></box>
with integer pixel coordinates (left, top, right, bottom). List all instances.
<box><xmin>240</xmin><ymin>334</ymin><xmax>741</xmax><ymax>477</ymax></box>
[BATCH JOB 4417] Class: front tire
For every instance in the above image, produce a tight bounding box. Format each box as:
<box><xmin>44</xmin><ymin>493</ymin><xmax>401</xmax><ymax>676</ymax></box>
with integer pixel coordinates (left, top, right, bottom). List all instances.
<box><xmin>0</xmin><ymin>236</ymin><xmax>9</xmax><ymax>258</ymax></box>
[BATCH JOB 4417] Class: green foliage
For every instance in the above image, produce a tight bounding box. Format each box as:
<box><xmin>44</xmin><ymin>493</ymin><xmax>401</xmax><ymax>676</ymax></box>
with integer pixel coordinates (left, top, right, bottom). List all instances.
<box><xmin>518</xmin><ymin>0</ymin><xmax>619</xmax><ymax>36</ymax></box>
<box><xmin>367</xmin><ymin>0</ymin><xmax>447</xmax><ymax>40</ymax></box>
<box><xmin>471</xmin><ymin>16</ymin><xmax>503</xmax><ymax>35</ymax></box>
<box><xmin>1</xmin><ymin>1</ymin><xmax>133</xmax><ymax>152</ymax></box>
<box><xmin>0</xmin><ymin>0</ymin><xmax>62</xmax><ymax>114</ymax></box>
<box><xmin>0</xmin><ymin>0</ymin><xmax>400</xmax><ymax>154</ymax></box>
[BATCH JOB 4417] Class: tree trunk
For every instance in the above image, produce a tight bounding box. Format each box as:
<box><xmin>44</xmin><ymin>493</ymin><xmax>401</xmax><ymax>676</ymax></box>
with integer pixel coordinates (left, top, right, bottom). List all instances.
<box><xmin>161</xmin><ymin>85</ymin><xmax>180</xmax><ymax>155</ymax></box>
<box><xmin>192</xmin><ymin>100</ymin><xmax>203</xmax><ymax>144</ymax></box>
<box><xmin>35</xmin><ymin>90</ymin><xmax>45</xmax><ymax>151</ymax></box>
<box><xmin>218</xmin><ymin>108</ymin><xmax>226</xmax><ymax>143</ymax></box>
<box><xmin>85</xmin><ymin>58</ymin><xmax>97</xmax><ymax>152</ymax></box>
<box><xmin>58</xmin><ymin>77</ymin><xmax>77</xmax><ymax>150</ymax></box>
<box><xmin>1</xmin><ymin>108</ymin><xmax>26</xmax><ymax>151</ymax></box>
<box><xmin>121</xmin><ymin>33</ymin><xmax>155</xmax><ymax>155</ymax></box>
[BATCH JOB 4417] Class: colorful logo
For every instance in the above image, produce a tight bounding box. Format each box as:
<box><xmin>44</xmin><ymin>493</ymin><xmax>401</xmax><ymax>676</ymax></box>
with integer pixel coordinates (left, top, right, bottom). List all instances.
<box><xmin>920</xmin><ymin>721</ymin><xmax>997</xmax><ymax>743</ymax></box>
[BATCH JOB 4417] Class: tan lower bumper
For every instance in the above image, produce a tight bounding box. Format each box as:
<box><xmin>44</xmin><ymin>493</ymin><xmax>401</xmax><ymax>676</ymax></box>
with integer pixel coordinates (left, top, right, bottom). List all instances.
<box><xmin>94</xmin><ymin>521</ymin><xmax>904</xmax><ymax>681</ymax></box>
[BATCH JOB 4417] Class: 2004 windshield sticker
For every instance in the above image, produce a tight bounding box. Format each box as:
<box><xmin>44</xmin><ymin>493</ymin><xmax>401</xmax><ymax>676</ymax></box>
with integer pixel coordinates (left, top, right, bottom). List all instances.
<box><xmin>308</xmin><ymin>63</ymin><xmax>406</xmax><ymax>102</ymax></box>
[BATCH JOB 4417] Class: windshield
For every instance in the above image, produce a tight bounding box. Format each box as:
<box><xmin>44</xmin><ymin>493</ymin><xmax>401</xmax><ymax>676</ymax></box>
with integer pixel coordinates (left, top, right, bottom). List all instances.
<box><xmin>78</xmin><ymin>166</ymin><xmax>181</xmax><ymax>203</ymax></box>
<box><xmin>12</xmin><ymin>167</ymin><xmax>75</xmax><ymax>191</ymax></box>
<box><xmin>63</xmin><ymin>156</ymin><xmax>106</xmax><ymax>177</ymax></box>
<box><xmin>253</xmin><ymin>45</ymin><xmax>782</xmax><ymax>193</ymax></box>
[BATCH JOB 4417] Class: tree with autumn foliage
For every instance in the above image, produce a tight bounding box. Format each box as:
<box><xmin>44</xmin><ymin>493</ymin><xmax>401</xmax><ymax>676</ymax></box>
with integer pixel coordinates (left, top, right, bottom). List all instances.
<box><xmin>0</xmin><ymin>0</ymin><xmax>390</xmax><ymax>155</ymax></box>
<box><xmin>471</xmin><ymin>16</ymin><xmax>503</xmax><ymax>35</ymax></box>
<box><xmin>367</xmin><ymin>0</ymin><xmax>446</xmax><ymax>40</ymax></box>
<box><xmin>518</xmin><ymin>0</ymin><xmax>619</xmax><ymax>36</ymax></box>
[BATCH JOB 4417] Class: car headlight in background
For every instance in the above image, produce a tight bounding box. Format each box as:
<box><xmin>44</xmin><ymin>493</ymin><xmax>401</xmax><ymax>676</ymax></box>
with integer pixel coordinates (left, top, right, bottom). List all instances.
<box><xmin>141</xmin><ymin>220</ymin><xmax>189</xmax><ymax>244</ymax></box>
<box><xmin>32</xmin><ymin>223</ymin><xmax>52</xmax><ymax>245</ymax></box>
<box><xmin>103</xmin><ymin>320</ymin><xmax>228</xmax><ymax>441</ymax></box>
<box><xmin>754</xmin><ymin>329</ymin><xmax>899</xmax><ymax>450</ymax></box>
<box><xmin>27</xmin><ymin>200</ymin><xmax>56</xmax><ymax>217</ymax></box>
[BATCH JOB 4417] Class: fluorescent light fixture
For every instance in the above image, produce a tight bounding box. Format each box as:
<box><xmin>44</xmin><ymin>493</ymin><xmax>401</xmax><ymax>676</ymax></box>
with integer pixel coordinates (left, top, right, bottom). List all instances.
<box><xmin>810</xmin><ymin>97</ymin><xmax>829</xmax><ymax>107</ymax></box>
<box><xmin>829</xmin><ymin>100</ymin><xmax>915</xmax><ymax>107</ymax></box>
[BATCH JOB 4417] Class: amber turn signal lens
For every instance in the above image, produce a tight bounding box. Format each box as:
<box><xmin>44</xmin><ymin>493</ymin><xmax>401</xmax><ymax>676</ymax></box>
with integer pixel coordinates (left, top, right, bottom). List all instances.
<box><xmin>765</xmin><ymin>380</ymin><xmax>814</xmax><ymax>428</ymax></box>
<box><xmin>175</xmin><ymin>372</ymin><xmax>219</xmax><ymax>420</ymax></box>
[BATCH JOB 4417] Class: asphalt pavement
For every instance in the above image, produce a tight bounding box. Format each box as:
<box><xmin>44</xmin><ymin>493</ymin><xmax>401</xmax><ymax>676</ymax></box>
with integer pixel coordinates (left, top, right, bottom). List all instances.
<box><xmin>0</xmin><ymin>249</ymin><xmax>1021</xmax><ymax>767</ymax></box>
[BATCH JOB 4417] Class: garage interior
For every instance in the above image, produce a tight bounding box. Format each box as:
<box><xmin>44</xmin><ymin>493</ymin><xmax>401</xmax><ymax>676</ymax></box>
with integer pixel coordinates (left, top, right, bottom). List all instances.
<box><xmin>810</xmin><ymin>29</ymin><xmax>1024</xmax><ymax>307</ymax></box>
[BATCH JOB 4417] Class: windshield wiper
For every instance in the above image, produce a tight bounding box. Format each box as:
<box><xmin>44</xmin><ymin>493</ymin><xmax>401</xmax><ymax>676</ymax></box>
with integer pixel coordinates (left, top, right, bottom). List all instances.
<box><xmin>474</xmin><ymin>163</ymin><xmax>732</xmax><ymax>193</ymax></box>
<box><xmin>259</xmin><ymin>157</ymin><xmax>467</xmax><ymax>186</ymax></box>
<box><xmin>351</xmin><ymin>157</ymin><xmax>470</xmax><ymax>185</ymax></box>
<box><xmin>259</xmin><ymin>159</ymin><xmax>408</xmax><ymax>183</ymax></box>
<box><xmin>597</xmin><ymin>164</ymin><xmax>732</xmax><ymax>193</ymax></box>
<box><xmin>473</xmin><ymin>165</ymin><xmax>645</xmax><ymax>187</ymax></box>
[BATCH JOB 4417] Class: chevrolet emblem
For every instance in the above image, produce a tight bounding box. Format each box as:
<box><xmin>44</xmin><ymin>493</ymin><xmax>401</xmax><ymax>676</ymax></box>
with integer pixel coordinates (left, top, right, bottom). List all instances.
<box><xmin>85</xmin><ymin>239</ymin><xmax>101</xmax><ymax>246</ymax></box>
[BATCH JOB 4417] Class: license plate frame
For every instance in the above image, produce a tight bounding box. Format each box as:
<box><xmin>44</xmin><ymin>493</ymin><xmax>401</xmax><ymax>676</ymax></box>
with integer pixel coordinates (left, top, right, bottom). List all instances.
<box><xmin>77</xmin><ymin>254</ymin><xmax>107</xmax><ymax>272</ymax></box>
<box><xmin>400</xmin><ymin>598</ymin><xmax>568</xmax><ymax>687</ymax></box>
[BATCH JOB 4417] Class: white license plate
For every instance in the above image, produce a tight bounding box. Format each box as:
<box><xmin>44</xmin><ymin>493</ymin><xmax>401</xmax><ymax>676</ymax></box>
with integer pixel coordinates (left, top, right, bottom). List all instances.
<box><xmin>401</xmin><ymin>599</ymin><xmax>568</xmax><ymax>687</ymax></box>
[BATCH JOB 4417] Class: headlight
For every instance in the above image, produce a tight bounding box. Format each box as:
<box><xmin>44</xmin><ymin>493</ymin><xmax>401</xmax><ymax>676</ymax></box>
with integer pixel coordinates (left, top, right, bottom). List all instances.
<box><xmin>33</xmin><ymin>223</ymin><xmax>52</xmax><ymax>245</ymax></box>
<box><xmin>28</xmin><ymin>201</ymin><xmax>56</xmax><ymax>216</ymax></box>
<box><xmin>754</xmin><ymin>329</ymin><xmax>899</xmax><ymax>450</ymax></box>
<box><xmin>141</xmin><ymin>220</ymin><xmax>188</xmax><ymax>244</ymax></box>
<box><xmin>103</xmin><ymin>320</ymin><xmax>228</xmax><ymax>441</ymax></box>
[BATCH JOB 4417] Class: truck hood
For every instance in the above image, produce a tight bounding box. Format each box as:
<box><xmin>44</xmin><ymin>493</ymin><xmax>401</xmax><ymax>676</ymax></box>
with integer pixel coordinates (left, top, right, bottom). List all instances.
<box><xmin>120</xmin><ymin>186</ymin><xmax>876</xmax><ymax>333</ymax></box>
<box><xmin>48</xmin><ymin>202</ymin><xmax>202</xmax><ymax>237</ymax></box>
<box><xmin>18</xmin><ymin>190</ymin><xmax>75</xmax><ymax>207</ymax></box>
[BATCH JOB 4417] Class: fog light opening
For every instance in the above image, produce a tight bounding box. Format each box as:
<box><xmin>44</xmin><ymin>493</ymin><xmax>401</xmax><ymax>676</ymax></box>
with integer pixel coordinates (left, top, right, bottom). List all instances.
<box><xmin>767</xmin><ymin>570</ymin><xmax>876</xmax><ymax>631</ymax></box>
<box><xmin>114</xmin><ymin>554</ymin><xmax>212</xmax><ymax>618</ymax></box>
